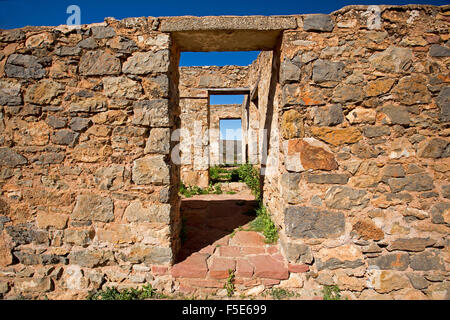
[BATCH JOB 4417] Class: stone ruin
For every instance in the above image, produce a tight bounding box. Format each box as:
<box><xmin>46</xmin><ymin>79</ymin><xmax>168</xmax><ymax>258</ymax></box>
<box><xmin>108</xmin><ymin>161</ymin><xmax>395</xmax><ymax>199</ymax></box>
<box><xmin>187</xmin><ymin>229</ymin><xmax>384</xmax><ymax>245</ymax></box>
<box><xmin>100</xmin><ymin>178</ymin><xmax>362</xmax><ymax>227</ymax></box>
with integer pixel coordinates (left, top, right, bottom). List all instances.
<box><xmin>0</xmin><ymin>4</ymin><xmax>449</xmax><ymax>299</ymax></box>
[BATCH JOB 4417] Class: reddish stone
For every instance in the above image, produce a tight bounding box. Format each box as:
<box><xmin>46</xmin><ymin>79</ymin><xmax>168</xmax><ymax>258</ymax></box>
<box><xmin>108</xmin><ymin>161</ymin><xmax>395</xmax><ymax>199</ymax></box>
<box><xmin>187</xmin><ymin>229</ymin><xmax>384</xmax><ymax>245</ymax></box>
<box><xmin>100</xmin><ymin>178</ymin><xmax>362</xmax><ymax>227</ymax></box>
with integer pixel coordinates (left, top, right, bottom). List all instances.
<box><xmin>266</xmin><ymin>246</ymin><xmax>278</xmax><ymax>255</ymax></box>
<box><xmin>262</xmin><ymin>279</ymin><xmax>280</xmax><ymax>286</ymax></box>
<box><xmin>271</xmin><ymin>253</ymin><xmax>285</xmax><ymax>262</ymax></box>
<box><xmin>219</xmin><ymin>246</ymin><xmax>242</xmax><ymax>257</ymax></box>
<box><xmin>180</xmin><ymin>278</ymin><xmax>223</xmax><ymax>288</ymax></box>
<box><xmin>236</xmin><ymin>259</ymin><xmax>254</xmax><ymax>278</ymax></box>
<box><xmin>235</xmin><ymin>278</ymin><xmax>261</xmax><ymax>287</ymax></box>
<box><xmin>151</xmin><ymin>266</ymin><xmax>168</xmax><ymax>275</ymax></box>
<box><xmin>288</xmin><ymin>263</ymin><xmax>309</xmax><ymax>273</ymax></box>
<box><xmin>425</xmin><ymin>34</ymin><xmax>440</xmax><ymax>44</ymax></box>
<box><xmin>171</xmin><ymin>253</ymin><xmax>208</xmax><ymax>278</ymax></box>
<box><xmin>209</xmin><ymin>257</ymin><xmax>236</xmax><ymax>279</ymax></box>
<box><xmin>248</xmin><ymin>255</ymin><xmax>289</xmax><ymax>280</ymax></box>
<box><xmin>229</xmin><ymin>231</ymin><xmax>265</xmax><ymax>247</ymax></box>
<box><xmin>199</xmin><ymin>245</ymin><xmax>216</xmax><ymax>255</ymax></box>
<box><xmin>241</xmin><ymin>247</ymin><xmax>265</xmax><ymax>255</ymax></box>
<box><xmin>288</xmin><ymin>139</ymin><xmax>338</xmax><ymax>171</ymax></box>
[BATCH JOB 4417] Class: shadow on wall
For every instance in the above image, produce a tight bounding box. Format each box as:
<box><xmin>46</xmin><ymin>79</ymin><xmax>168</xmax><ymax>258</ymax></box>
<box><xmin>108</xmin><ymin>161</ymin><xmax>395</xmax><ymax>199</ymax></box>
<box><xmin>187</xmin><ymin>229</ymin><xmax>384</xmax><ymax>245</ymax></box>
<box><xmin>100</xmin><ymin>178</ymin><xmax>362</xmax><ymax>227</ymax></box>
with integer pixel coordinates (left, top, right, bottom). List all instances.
<box><xmin>177</xmin><ymin>197</ymin><xmax>258</xmax><ymax>263</ymax></box>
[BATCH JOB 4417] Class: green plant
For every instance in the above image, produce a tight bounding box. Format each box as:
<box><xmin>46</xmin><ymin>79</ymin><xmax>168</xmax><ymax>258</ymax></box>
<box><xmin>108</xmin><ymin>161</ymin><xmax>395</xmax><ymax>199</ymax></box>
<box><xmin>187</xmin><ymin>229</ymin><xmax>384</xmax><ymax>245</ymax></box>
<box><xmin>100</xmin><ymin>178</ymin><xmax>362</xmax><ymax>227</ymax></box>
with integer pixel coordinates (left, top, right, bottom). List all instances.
<box><xmin>237</xmin><ymin>164</ymin><xmax>261</xmax><ymax>200</ymax></box>
<box><xmin>226</xmin><ymin>191</ymin><xmax>236</xmax><ymax>195</ymax></box>
<box><xmin>249</xmin><ymin>205</ymin><xmax>278</xmax><ymax>244</ymax></box>
<box><xmin>224</xmin><ymin>270</ymin><xmax>235</xmax><ymax>297</ymax></box>
<box><xmin>322</xmin><ymin>285</ymin><xmax>342</xmax><ymax>300</ymax></box>
<box><xmin>87</xmin><ymin>284</ymin><xmax>166</xmax><ymax>300</ymax></box>
<box><xmin>268</xmin><ymin>288</ymin><xmax>295</xmax><ymax>300</ymax></box>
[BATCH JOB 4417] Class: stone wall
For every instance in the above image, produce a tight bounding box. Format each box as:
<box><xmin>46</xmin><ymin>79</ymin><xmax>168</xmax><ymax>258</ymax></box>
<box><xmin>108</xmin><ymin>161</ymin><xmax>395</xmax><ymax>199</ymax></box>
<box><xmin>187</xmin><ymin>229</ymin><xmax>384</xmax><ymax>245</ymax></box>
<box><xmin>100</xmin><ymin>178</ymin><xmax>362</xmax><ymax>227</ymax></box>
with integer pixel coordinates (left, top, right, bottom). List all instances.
<box><xmin>0</xmin><ymin>4</ymin><xmax>448</xmax><ymax>300</ymax></box>
<box><xmin>276</xmin><ymin>5</ymin><xmax>450</xmax><ymax>299</ymax></box>
<box><xmin>0</xmin><ymin>18</ymin><xmax>181</xmax><ymax>299</ymax></box>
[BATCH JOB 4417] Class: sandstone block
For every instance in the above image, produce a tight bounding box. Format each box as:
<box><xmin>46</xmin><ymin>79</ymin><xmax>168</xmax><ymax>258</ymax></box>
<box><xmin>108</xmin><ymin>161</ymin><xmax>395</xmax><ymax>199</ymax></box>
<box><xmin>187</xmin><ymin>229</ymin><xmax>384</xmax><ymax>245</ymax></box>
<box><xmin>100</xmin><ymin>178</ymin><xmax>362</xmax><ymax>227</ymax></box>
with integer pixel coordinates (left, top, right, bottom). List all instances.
<box><xmin>71</xmin><ymin>194</ymin><xmax>114</xmax><ymax>222</ymax></box>
<box><xmin>303</xmin><ymin>14</ymin><xmax>334</xmax><ymax>32</ymax></box>
<box><xmin>79</xmin><ymin>50</ymin><xmax>121</xmax><ymax>76</ymax></box>
<box><xmin>132</xmin><ymin>155</ymin><xmax>170</xmax><ymax>185</ymax></box>
<box><xmin>122</xmin><ymin>50</ymin><xmax>169</xmax><ymax>75</ymax></box>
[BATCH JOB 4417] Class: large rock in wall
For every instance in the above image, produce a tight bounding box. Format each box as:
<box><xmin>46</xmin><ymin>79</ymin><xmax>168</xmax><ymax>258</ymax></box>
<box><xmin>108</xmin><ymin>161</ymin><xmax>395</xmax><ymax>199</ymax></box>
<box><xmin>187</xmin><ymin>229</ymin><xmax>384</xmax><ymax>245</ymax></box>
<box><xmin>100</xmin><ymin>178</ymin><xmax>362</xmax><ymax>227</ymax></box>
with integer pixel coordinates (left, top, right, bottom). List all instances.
<box><xmin>0</xmin><ymin>19</ymin><xmax>180</xmax><ymax>299</ymax></box>
<box><xmin>276</xmin><ymin>5</ymin><xmax>450</xmax><ymax>300</ymax></box>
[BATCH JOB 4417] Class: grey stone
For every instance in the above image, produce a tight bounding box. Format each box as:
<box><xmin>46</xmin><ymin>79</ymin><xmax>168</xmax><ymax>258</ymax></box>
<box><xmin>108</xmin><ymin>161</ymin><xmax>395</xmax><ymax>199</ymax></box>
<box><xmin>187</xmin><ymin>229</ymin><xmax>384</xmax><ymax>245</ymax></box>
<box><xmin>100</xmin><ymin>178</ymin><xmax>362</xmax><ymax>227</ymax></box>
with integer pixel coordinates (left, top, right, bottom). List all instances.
<box><xmin>280</xmin><ymin>172</ymin><xmax>302</xmax><ymax>204</ymax></box>
<box><xmin>324</xmin><ymin>186</ymin><xmax>369</xmax><ymax>210</ymax></box>
<box><xmin>417</xmin><ymin>138</ymin><xmax>448</xmax><ymax>158</ymax></box>
<box><xmin>305</xmin><ymin>173</ymin><xmax>349</xmax><ymax>185</ymax></box>
<box><xmin>379</xmin><ymin>105</ymin><xmax>410</xmax><ymax>126</ymax></box>
<box><xmin>108</xmin><ymin>36</ymin><xmax>138</xmax><ymax>52</ymax></box>
<box><xmin>4</xmin><ymin>54</ymin><xmax>45</xmax><ymax>79</ymax></box>
<box><xmin>91</xmin><ymin>26</ymin><xmax>116</xmax><ymax>39</ymax></box>
<box><xmin>369</xmin><ymin>253</ymin><xmax>410</xmax><ymax>271</ymax></box>
<box><xmin>68</xmin><ymin>249</ymin><xmax>114</xmax><ymax>268</ymax></box>
<box><xmin>387</xmin><ymin>238</ymin><xmax>436</xmax><ymax>252</ymax></box>
<box><xmin>78</xmin><ymin>37</ymin><xmax>98</xmax><ymax>49</ymax></box>
<box><xmin>430</xmin><ymin>202</ymin><xmax>450</xmax><ymax>224</ymax></box>
<box><xmin>387</xmin><ymin>173</ymin><xmax>435</xmax><ymax>193</ymax></box>
<box><xmin>78</xmin><ymin>50</ymin><xmax>121</xmax><ymax>76</ymax></box>
<box><xmin>312</xmin><ymin>104</ymin><xmax>344</xmax><ymax>126</ymax></box>
<box><xmin>429</xmin><ymin>44</ymin><xmax>450</xmax><ymax>57</ymax></box>
<box><xmin>132</xmin><ymin>155</ymin><xmax>170</xmax><ymax>186</ymax></box>
<box><xmin>0</xmin><ymin>29</ymin><xmax>25</xmax><ymax>42</ymax></box>
<box><xmin>145</xmin><ymin>246</ymin><xmax>173</xmax><ymax>265</ymax></box>
<box><xmin>15</xmin><ymin>277</ymin><xmax>53</xmax><ymax>293</ymax></box>
<box><xmin>51</xmin><ymin>130</ymin><xmax>79</xmax><ymax>146</ymax></box>
<box><xmin>0</xmin><ymin>147</ymin><xmax>27</xmax><ymax>167</ymax></box>
<box><xmin>72</xmin><ymin>195</ymin><xmax>114</xmax><ymax>222</ymax></box>
<box><xmin>94</xmin><ymin>165</ymin><xmax>125</xmax><ymax>191</ymax></box>
<box><xmin>38</xmin><ymin>152</ymin><xmax>65</xmax><ymax>165</ymax></box>
<box><xmin>407</xmin><ymin>273</ymin><xmax>429</xmax><ymax>290</ymax></box>
<box><xmin>122</xmin><ymin>50</ymin><xmax>169</xmax><ymax>75</ymax></box>
<box><xmin>312</xmin><ymin>59</ymin><xmax>344</xmax><ymax>83</ymax></box>
<box><xmin>284</xmin><ymin>206</ymin><xmax>345</xmax><ymax>239</ymax></box>
<box><xmin>280</xmin><ymin>58</ymin><xmax>301</xmax><ymax>84</ymax></box>
<box><xmin>381</xmin><ymin>164</ymin><xmax>405</xmax><ymax>183</ymax></box>
<box><xmin>55</xmin><ymin>46</ymin><xmax>81</xmax><ymax>56</ymax></box>
<box><xmin>41</xmin><ymin>254</ymin><xmax>67</xmax><ymax>265</ymax></box>
<box><xmin>363</xmin><ymin>126</ymin><xmax>391</xmax><ymax>138</ymax></box>
<box><xmin>124</xmin><ymin>201</ymin><xmax>172</xmax><ymax>223</ymax></box>
<box><xmin>69</xmin><ymin>117</ymin><xmax>92</xmax><ymax>132</ymax></box>
<box><xmin>13</xmin><ymin>251</ymin><xmax>41</xmax><ymax>265</ymax></box>
<box><xmin>280</xmin><ymin>240</ymin><xmax>313</xmax><ymax>264</ymax></box>
<box><xmin>303</xmin><ymin>14</ymin><xmax>334</xmax><ymax>32</ymax></box>
<box><xmin>0</xmin><ymin>282</ymin><xmax>9</xmax><ymax>295</ymax></box>
<box><xmin>316</xmin><ymin>258</ymin><xmax>364</xmax><ymax>271</ymax></box>
<box><xmin>46</xmin><ymin>115</ymin><xmax>67</xmax><ymax>129</ymax></box>
<box><xmin>144</xmin><ymin>128</ymin><xmax>170</xmax><ymax>154</ymax></box>
<box><xmin>332</xmin><ymin>84</ymin><xmax>364</xmax><ymax>103</ymax></box>
<box><xmin>145</xmin><ymin>75</ymin><xmax>169</xmax><ymax>98</ymax></box>
<box><xmin>410</xmin><ymin>251</ymin><xmax>445</xmax><ymax>271</ymax></box>
<box><xmin>64</xmin><ymin>229</ymin><xmax>93</xmax><ymax>246</ymax></box>
<box><xmin>436</xmin><ymin>87</ymin><xmax>450</xmax><ymax>122</ymax></box>
<box><xmin>159</xmin><ymin>187</ymin><xmax>170</xmax><ymax>203</ymax></box>
<box><xmin>442</xmin><ymin>185</ymin><xmax>450</xmax><ymax>199</ymax></box>
<box><xmin>369</xmin><ymin>46</ymin><xmax>412</xmax><ymax>73</ymax></box>
<box><xmin>0</xmin><ymin>80</ymin><xmax>22</xmax><ymax>106</ymax></box>
<box><xmin>132</xmin><ymin>99</ymin><xmax>171</xmax><ymax>127</ymax></box>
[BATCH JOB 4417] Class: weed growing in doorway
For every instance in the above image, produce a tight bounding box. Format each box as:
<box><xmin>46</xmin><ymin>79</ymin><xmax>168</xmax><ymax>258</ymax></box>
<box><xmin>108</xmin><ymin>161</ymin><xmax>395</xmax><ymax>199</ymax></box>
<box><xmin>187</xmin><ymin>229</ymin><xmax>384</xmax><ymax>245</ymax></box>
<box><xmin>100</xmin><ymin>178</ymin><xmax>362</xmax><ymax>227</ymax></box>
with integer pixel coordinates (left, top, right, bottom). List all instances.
<box><xmin>179</xmin><ymin>182</ymin><xmax>223</xmax><ymax>198</ymax></box>
<box><xmin>249</xmin><ymin>205</ymin><xmax>278</xmax><ymax>244</ymax></box>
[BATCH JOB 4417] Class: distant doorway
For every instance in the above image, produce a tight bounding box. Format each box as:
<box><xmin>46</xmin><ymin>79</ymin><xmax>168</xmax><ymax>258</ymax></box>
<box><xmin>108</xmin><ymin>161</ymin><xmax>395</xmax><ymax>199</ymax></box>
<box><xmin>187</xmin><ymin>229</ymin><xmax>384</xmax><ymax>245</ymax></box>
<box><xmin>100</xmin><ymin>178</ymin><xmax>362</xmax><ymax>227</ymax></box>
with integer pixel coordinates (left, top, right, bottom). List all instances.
<box><xmin>219</xmin><ymin>119</ymin><xmax>242</xmax><ymax>165</ymax></box>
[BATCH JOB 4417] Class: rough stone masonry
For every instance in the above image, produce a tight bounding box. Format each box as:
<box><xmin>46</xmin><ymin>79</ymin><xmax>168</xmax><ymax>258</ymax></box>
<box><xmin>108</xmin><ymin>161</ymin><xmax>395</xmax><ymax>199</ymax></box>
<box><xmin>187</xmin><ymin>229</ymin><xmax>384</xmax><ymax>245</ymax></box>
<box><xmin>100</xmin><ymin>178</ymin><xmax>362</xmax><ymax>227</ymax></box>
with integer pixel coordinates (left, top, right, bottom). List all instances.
<box><xmin>0</xmin><ymin>4</ymin><xmax>449</xmax><ymax>300</ymax></box>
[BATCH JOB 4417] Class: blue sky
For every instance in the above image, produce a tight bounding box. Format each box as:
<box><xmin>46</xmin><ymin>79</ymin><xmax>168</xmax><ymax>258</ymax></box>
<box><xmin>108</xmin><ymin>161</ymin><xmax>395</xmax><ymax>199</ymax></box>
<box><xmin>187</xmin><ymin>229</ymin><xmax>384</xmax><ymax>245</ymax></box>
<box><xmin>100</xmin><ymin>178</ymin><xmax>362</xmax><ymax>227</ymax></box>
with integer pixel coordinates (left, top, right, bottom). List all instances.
<box><xmin>220</xmin><ymin>119</ymin><xmax>242</xmax><ymax>141</ymax></box>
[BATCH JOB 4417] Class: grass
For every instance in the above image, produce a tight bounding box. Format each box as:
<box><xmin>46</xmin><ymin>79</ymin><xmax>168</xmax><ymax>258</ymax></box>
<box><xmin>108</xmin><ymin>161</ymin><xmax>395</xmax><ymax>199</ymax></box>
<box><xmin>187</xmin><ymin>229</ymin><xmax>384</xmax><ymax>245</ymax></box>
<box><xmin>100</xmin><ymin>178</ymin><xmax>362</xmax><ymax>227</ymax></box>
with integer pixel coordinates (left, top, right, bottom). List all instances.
<box><xmin>179</xmin><ymin>181</ymin><xmax>223</xmax><ymax>198</ymax></box>
<box><xmin>266</xmin><ymin>288</ymin><xmax>296</xmax><ymax>300</ymax></box>
<box><xmin>87</xmin><ymin>284</ymin><xmax>167</xmax><ymax>300</ymax></box>
<box><xmin>322</xmin><ymin>285</ymin><xmax>342</xmax><ymax>300</ymax></box>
